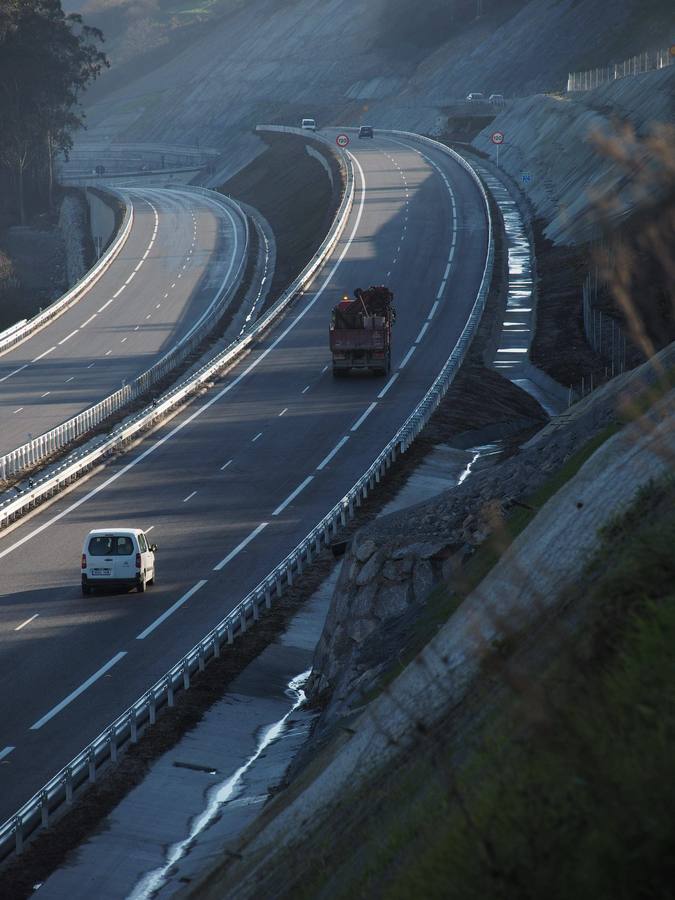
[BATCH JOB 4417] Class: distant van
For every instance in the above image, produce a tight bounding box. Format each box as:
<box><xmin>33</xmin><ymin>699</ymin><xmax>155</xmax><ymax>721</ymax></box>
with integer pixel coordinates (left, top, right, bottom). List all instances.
<box><xmin>81</xmin><ymin>528</ymin><xmax>157</xmax><ymax>595</ymax></box>
<box><xmin>301</xmin><ymin>118</ymin><xmax>317</xmax><ymax>131</ymax></box>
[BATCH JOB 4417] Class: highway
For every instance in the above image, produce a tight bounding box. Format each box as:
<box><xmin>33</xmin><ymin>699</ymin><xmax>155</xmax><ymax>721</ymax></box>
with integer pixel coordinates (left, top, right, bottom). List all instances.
<box><xmin>0</xmin><ymin>134</ymin><xmax>489</xmax><ymax>821</ymax></box>
<box><xmin>0</xmin><ymin>187</ymin><xmax>247</xmax><ymax>458</ymax></box>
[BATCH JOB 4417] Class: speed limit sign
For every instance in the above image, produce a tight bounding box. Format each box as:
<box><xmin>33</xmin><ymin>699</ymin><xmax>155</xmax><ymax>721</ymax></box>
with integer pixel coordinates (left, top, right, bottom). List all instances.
<box><xmin>336</xmin><ymin>133</ymin><xmax>350</xmax><ymax>148</ymax></box>
<box><xmin>491</xmin><ymin>131</ymin><xmax>505</xmax><ymax>145</ymax></box>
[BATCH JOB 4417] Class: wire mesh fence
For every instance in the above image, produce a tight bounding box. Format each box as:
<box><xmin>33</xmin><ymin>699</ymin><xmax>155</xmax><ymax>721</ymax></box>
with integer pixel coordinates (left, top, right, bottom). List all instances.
<box><xmin>567</xmin><ymin>47</ymin><xmax>673</xmax><ymax>92</ymax></box>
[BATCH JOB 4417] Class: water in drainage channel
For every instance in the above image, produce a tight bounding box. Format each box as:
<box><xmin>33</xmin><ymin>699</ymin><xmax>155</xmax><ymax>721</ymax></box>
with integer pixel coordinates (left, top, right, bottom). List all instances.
<box><xmin>35</xmin><ymin>444</ymin><xmax>502</xmax><ymax>898</ymax></box>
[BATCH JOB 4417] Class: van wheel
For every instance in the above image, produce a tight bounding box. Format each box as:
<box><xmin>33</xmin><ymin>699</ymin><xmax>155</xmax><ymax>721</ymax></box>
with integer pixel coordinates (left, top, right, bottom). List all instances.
<box><xmin>148</xmin><ymin>573</ymin><xmax>155</xmax><ymax>586</ymax></box>
<box><xmin>137</xmin><ymin>575</ymin><xmax>147</xmax><ymax>593</ymax></box>
<box><xmin>82</xmin><ymin>583</ymin><xmax>91</xmax><ymax>596</ymax></box>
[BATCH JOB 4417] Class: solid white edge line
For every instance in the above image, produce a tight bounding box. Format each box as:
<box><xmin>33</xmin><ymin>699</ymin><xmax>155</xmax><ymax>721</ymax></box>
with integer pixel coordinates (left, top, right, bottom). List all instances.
<box><xmin>351</xmin><ymin>402</ymin><xmax>377</xmax><ymax>432</ymax></box>
<box><xmin>15</xmin><ymin>613</ymin><xmax>39</xmax><ymax>631</ymax></box>
<box><xmin>399</xmin><ymin>346</ymin><xmax>416</xmax><ymax>369</ymax></box>
<box><xmin>136</xmin><ymin>580</ymin><xmax>207</xmax><ymax>641</ymax></box>
<box><xmin>0</xmin><ymin>747</ymin><xmax>15</xmax><ymax>762</ymax></box>
<box><xmin>30</xmin><ymin>651</ymin><xmax>128</xmax><ymax>730</ymax></box>
<box><xmin>213</xmin><ymin>522</ymin><xmax>268</xmax><ymax>571</ymax></box>
<box><xmin>377</xmin><ymin>372</ymin><xmax>399</xmax><ymax>399</ymax></box>
<box><xmin>317</xmin><ymin>436</ymin><xmax>349</xmax><ymax>471</ymax></box>
<box><xmin>0</xmin><ymin>157</ymin><xmax>368</xmax><ymax>564</ymax></box>
<box><xmin>272</xmin><ymin>476</ymin><xmax>314</xmax><ymax>516</ymax></box>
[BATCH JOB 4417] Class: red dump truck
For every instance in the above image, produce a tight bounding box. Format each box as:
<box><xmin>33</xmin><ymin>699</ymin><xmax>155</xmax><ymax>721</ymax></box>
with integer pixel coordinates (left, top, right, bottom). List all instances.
<box><xmin>329</xmin><ymin>286</ymin><xmax>395</xmax><ymax>377</ymax></box>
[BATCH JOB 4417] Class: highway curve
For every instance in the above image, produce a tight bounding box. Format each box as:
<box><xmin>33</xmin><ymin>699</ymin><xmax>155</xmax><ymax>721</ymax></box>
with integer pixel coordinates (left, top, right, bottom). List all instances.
<box><xmin>0</xmin><ymin>187</ymin><xmax>247</xmax><ymax>458</ymax></box>
<box><xmin>0</xmin><ymin>133</ymin><xmax>489</xmax><ymax>821</ymax></box>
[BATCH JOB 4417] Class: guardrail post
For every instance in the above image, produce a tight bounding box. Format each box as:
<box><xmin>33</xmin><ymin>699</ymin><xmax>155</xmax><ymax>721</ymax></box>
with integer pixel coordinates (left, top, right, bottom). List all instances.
<box><xmin>286</xmin><ymin>560</ymin><xmax>294</xmax><ymax>586</ymax></box>
<box><xmin>348</xmin><ymin>498</ymin><xmax>355</xmax><ymax>518</ymax></box>
<box><xmin>148</xmin><ymin>691</ymin><xmax>156</xmax><ymax>725</ymax></box>
<box><xmin>183</xmin><ymin>662</ymin><xmax>190</xmax><ymax>691</ymax></box>
<box><xmin>130</xmin><ymin>709</ymin><xmax>138</xmax><ymax>744</ymax></box>
<box><xmin>40</xmin><ymin>790</ymin><xmax>49</xmax><ymax>828</ymax></box>
<box><xmin>253</xmin><ymin>598</ymin><xmax>260</xmax><ymax>621</ymax></box>
<box><xmin>198</xmin><ymin>645</ymin><xmax>205</xmax><ymax>672</ymax></box>
<box><xmin>275</xmin><ymin>573</ymin><xmax>283</xmax><ymax>598</ymax></box>
<box><xmin>88</xmin><ymin>748</ymin><xmax>96</xmax><ymax>783</ymax></box>
<box><xmin>265</xmin><ymin>582</ymin><xmax>272</xmax><ymax>609</ymax></box>
<box><xmin>13</xmin><ymin>816</ymin><xmax>23</xmax><ymax>855</ymax></box>
<box><xmin>65</xmin><ymin>767</ymin><xmax>73</xmax><ymax>803</ymax></box>
<box><xmin>227</xmin><ymin>622</ymin><xmax>234</xmax><ymax>643</ymax></box>
<box><xmin>167</xmin><ymin>677</ymin><xmax>175</xmax><ymax>707</ymax></box>
<box><xmin>109</xmin><ymin>727</ymin><xmax>118</xmax><ymax>762</ymax></box>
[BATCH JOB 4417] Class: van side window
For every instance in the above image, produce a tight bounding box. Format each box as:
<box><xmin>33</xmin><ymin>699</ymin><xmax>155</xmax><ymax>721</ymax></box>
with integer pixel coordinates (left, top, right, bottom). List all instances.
<box><xmin>138</xmin><ymin>533</ymin><xmax>147</xmax><ymax>552</ymax></box>
<box><xmin>116</xmin><ymin>537</ymin><xmax>134</xmax><ymax>556</ymax></box>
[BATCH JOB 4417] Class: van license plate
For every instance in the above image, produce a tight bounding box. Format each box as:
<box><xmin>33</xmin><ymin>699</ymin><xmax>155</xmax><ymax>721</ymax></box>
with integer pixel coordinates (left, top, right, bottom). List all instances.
<box><xmin>91</xmin><ymin>568</ymin><xmax>111</xmax><ymax>576</ymax></box>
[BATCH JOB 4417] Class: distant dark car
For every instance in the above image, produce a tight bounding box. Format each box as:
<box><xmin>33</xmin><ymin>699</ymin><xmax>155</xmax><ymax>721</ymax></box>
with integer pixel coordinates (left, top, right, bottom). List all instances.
<box><xmin>358</xmin><ymin>125</ymin><xmax>374</xmax><ymax>138</ymax></box>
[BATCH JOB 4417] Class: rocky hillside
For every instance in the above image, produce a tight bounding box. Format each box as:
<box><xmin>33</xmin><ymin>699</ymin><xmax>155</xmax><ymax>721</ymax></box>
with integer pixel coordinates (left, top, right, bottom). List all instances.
<box><xmin>70</xmin><ymin>0</ymin><xmax>672</xmax><ymax>166</ymax></box>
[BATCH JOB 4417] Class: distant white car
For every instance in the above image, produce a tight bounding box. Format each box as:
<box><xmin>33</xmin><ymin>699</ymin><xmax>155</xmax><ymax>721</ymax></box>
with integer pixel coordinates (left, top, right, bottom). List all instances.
<box><xmin>489</xmin><ymin>93</ymin><xmax>506</xmax><ymax>106</ymax></box>
<box><xmin>466</xmin><ymin>92</ymin><xmax>486</xmax><ymax>102</ymax></box>
<box><xmin>301</xmin><ymin>118</ymin><xmax>317</xmax><ymax>131</ymax></box>
<box><xmin>358</xmin><ymin>125</ymin><xmax>374</xmax><ymax>138</ymax></box>
<box><xmin>81</xmin><ymin>528</ymin><xmax>157</xmax><ymax>595</ymax></box>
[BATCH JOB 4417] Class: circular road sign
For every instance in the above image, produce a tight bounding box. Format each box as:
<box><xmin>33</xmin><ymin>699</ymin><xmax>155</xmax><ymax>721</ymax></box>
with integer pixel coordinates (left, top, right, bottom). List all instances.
<box><xmin>491</xmin><ymin>131</ymin><xmax>505</xmax><ymax>145</ymax></box>
<box><xmin>336</xmin><ymin>133</ymin><xmax>350</xmax><ymax>148</ymax></box>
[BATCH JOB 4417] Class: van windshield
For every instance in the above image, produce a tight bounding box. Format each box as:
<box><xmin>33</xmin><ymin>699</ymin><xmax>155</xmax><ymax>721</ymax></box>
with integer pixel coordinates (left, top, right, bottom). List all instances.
<box><xmin>88</xmin><ymin>536</ymin><xmax>134</xmax><ymax>556</ymax></box>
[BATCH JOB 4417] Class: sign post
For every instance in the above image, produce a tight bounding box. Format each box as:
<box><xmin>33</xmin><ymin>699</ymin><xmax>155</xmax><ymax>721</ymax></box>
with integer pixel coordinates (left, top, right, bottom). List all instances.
<box><xmin>491</xmin><ymin>131</ymin><xmax>504</xmax><ymax>168</ymax></box>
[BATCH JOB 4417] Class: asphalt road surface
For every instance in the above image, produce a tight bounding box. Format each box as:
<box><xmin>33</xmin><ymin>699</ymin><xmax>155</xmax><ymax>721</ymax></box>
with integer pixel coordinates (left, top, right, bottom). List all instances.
<box><xmin>0</xmin><ymin>187</ymin><xmax>247</xmax><ymax>458</ymax></box>
<box><xmin>0</xmin><ymin>133</ymin><xmax>489</xmax><ymax>821</ymax></box>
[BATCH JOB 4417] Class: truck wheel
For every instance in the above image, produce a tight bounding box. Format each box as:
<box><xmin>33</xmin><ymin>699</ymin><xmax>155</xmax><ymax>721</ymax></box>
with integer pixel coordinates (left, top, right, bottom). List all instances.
<box><xmin>333</xmin><ymin>367</ymin><xmax>346</xmax><ymax>378</ymax></box>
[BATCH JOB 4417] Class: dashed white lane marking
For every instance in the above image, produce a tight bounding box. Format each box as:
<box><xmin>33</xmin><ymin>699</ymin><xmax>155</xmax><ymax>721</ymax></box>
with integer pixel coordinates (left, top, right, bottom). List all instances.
<box><xmin>183</xmin><ymin>490</ymin><xmax>197</xmax><ymax>502</ymax></box>
<box><xmin>144</xmin><ymin>526</ymin><xmax>155</xmax><ymax>533</ymax></box>
<box><xmin>171</xmin><ymin>282</ymin><xmax>176</xmax><ymax>288</ymax></box>
<box><xmin>156</xmin><ymin>303</ymin><xmax>161</xmax><ymax>309</ymax></box>
<box><xmin>0</xmin><ymin>365</ymin><xmax>28</xmax><ymax>383</ymax></box>
<box><xmin>0</xmin><ymin>747</ymin><xmax>14</xmax><ymax>762</ymax></box>
<box><xmin>317</xmin><ymin>436</ymin><xmax>349</xmax><ymax>471</ymax></box>
<box><xmin>321</xmin><ymin>365</ymin><xmax>329</xmax><ymax>374</ymax></box>
<box><xmin>399</xmin><ymin>346</ymin><xmax>416</xmax><ymax>369</ymax></box>
<box><xmin>81</xmin><ymin>313</ymin><xmax>97</xmax><ymax>328</ymax></box>
<box><xmin>65</xmin><ymin>376</ymin><xmax>74</xmax><ymax>383</ymax></box>
<box><xmin>13</xmin><ymin>407</ymin><xmax>23</xmax><ymax>414</ymax></box>
<box><xmin>120</xmin><ymin>337</ymin><xmax>127</xmax><ymax>343</ymax></box>
<box><xmin>301</xmin><ymin>385</ymin><xmax>310</xmax><ymax>394</ymax></box>
<box><xmin>377</xmin><ymin>372</ymin><xmax>399</xmax><ymax>399</ymax></box>
<box><xmin>41</xmin><ymin>391</ymin><xmax>50</xmax><ymax>398</ymax></box>
<box><xmin>428</xmin><ymin>300</ymin><xmax>440</xmax><ymax>319</ymax></box>
<box><xmin>145</xmin><ymin>314</ymin><xmax>151</xmax><ymax>320</ymax></box>
<box><xmin>163</xmin><ymin>292</ymin><xmax>168</xmax><ymax>298</ymax></box>
<box><xmin>15</xmin><ymin>613</ymin><xmax>39</xmax><ymax>631</ymax></box>
<box><xmin>220</xmin><ymin>459</ymin><xmax>233</xmax><ymax>470</ymax></box>
<box><xmin>279</xmin><ymin>408</ymin><xmax>288</xmax><ymax>417</ymax></box>
<box><xmin>30</xmin><ymin>652</ymin><xmax>128</xmax><ymax>730</ymax></box>
<box><xmin>133</xmin><ymin>261</ymin><xmax>143</xmax><ymax>273</ymax></box>
<box><xmin>272</xmin><ymin>476</ymin><xmax>314</xmax><ymax>516</ymax></box>
<box><xmin>415</xmin><ymin>322</ymin><xmax>430</xmax><ymax>343</ymax></box>
<box><xmin>213</xmin><ymin>523</ymin><xmax>268</xmax><ymax>571</ymax></box>
<box><xmin>136</xmin><ymin>581</ymin><xmax>207</xmax><ymax>641</ymax></box>
<box><xmin>112</xmin><ymin>286</ymin><xmax>125</xmax><ymax>299</ymax></box>
<box><xmin>124</xmin><ymin>273</ymin><xmax>135</xmax><ymax>285</ymax></box>
<box><xmin>58</xmin><ymin>329</ymin><xmax>78</xmax><ymax>346</ymax></box>
<box><xmin>87</xmin><ymin>362</ymin><xmax>95</xmax><ymax>368</ymax></box>
<box><xmin>351</xmin><ymin>402</ymin><xmax>377</xmax><ymax>432</ymax></box>
<box><xmin>134</xmin><ymin>326</ymin><xmax>140</xmax><ymax>331</ymax></box>
<box><xmin>252</xmin><ymin>432</ymin><xmax>263</xmax><ymax>442</ymax></box>
<box><xmin>31</xmin><ymin>347</ymin><xmax>55</xmax><ymax>363</ymax></box>
<box><xmin>105</xmin><ymin>350</ymin><xmax>112</xmax><ymax>356</ymax></box>
<box><xmin>436</xmin><ymin>282</ymin><xmax>446</xmax><ymax>301</ymax></box>
<box><xmin>98</xmin><ymin>299</ymin><xmax>114</xmax><ymax>313</ymax></box>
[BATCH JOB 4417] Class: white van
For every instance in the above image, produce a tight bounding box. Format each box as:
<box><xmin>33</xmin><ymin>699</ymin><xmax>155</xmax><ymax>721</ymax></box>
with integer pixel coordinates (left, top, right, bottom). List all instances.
<box><xmin>81</xmin><ymin>528</ymin><xmax>156</xmax><ymax>595</ymax></box>
<box><xmin>301</xmin><ymin>118</ymin><xmax>317</xmax><ymax>131</ymax></box>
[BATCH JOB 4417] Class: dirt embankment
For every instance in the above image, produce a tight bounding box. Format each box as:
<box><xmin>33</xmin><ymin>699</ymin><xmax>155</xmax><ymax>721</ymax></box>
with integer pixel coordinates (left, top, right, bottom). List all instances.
<box><xmin>219</xmin><ymin>132</ymin><xmax>344</xmax><ymax>307</ymax></box>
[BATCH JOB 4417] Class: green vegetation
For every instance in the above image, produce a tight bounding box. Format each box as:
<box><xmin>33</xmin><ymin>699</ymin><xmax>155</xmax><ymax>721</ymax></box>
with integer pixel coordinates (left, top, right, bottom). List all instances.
<box><xmin>279</xmin><ymin>477</ymin><xmax>675</xmax><ymax>899</ymax></box>
<box><xmin>0</xmin><ymin>0</ymin><xmax>106</xmax><ymax>224</ymax></box>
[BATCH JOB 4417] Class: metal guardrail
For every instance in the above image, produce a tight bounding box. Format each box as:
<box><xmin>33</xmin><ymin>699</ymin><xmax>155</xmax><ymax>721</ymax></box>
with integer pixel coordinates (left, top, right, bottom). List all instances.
<box><xmin>0</xmin><ymin>189</ymin><xmax>248</xmax><ymax>482</ymax></box>
<box><xmin>0</xmin><ymin>191</ymin><xmax>133</xmax><ymax>359</ymax></box>
<box><xmin>0</xmin><ymin>160</ymin><xmax>354</xmax><ymax>525</ymax></box>
<box><xmin>0</xmin><ymin>130</ymin><xmax>492</xmax><ymax>860</ymax></box>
